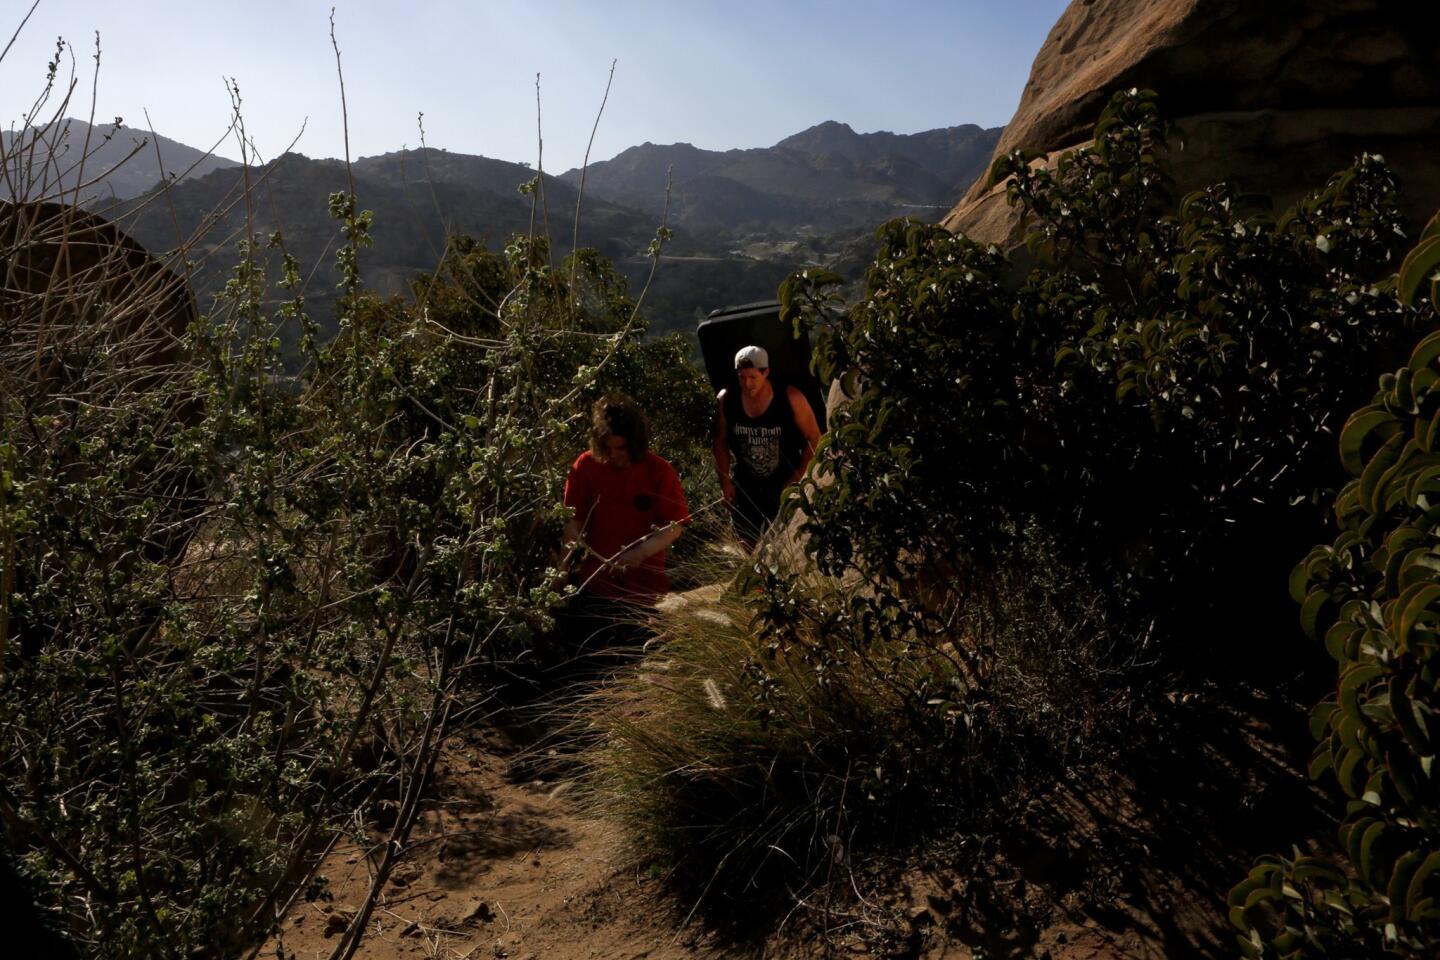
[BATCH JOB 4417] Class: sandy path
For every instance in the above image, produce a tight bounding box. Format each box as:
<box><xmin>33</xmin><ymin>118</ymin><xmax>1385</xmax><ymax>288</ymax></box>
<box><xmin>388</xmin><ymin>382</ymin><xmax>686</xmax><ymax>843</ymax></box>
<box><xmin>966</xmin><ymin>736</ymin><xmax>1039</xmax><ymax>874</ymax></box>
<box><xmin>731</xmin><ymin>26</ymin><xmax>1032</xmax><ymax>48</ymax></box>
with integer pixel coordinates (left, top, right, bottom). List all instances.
<box><xmin>262</xmin><ymin>660</ymin><xmax>1310</xmax><ymax>960</ymax></box>
<box><xmin>265</xmin><ymin>724</ymin><xmax>727</xmax><ymax>960</ymax></box>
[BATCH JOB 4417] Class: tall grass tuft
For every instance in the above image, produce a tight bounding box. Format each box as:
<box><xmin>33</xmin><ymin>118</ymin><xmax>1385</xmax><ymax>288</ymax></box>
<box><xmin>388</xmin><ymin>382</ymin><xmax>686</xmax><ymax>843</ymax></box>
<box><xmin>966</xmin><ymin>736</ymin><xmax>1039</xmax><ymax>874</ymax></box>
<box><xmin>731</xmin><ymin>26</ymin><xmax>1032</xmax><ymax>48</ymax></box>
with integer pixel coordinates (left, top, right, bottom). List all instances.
<box><xmin>585</xmin><ymin>525</ymin><xmax>1126</xmax><ymax>911</ymax></box>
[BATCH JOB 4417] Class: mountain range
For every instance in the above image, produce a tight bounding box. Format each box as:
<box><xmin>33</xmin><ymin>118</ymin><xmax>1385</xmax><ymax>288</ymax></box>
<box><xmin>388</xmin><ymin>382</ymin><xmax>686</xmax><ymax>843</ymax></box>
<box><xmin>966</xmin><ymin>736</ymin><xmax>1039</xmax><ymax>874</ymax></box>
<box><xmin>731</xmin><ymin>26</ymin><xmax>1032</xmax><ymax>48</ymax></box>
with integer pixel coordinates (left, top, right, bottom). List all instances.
<box><xmin>9</xmin><ymin>117</ymin><xmax>1002</xmax><ymax>344</ymax></box>
<box><xmin>90</xmin><ymin>148</ymin><xmax>665</xmax><ymax>344</ymax></box>
<box><xmin>558</xmin><ymin>121</ymin><xmax>1000</xmax><ymax>239</ymax></box>
<box><xmin>1</xmin><ymin>118</ymin><xmax>239</xmax><ymax>202</ymax></box>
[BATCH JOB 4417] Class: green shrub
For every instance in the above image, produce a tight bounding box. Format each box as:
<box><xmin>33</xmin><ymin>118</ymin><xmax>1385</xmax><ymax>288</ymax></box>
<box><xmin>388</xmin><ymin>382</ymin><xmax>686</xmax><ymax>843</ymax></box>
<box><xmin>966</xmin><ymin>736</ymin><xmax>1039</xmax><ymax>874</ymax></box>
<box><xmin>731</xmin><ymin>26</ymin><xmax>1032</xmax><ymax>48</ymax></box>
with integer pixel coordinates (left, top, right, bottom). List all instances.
<box><xmin>1229</xmin><ymin>213</ymin><xmax>1440</xmax><ymax>958</ymax></box>
<box><xmin>0</xmin><ymin>169</ymin><xmax>709</xmax><ymax>957</ymax></box>
<box><xmin>782</xmin><ymin>89</ymin><xmax>1422</xmax><ymax>655</ymax></box>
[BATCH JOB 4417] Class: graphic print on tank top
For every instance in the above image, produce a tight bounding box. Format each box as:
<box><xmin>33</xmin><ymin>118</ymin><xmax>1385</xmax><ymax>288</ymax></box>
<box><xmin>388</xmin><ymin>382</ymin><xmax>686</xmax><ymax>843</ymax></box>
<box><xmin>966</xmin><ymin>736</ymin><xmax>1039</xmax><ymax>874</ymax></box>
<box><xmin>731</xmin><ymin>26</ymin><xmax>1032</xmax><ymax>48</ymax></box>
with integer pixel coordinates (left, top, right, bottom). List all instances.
<box><xmin>734</xmin><ymin>421</ymin><xmax>783</xmax><ymax>478</ymax></box>
<box><xmin>726</xmin><ymin>386</ymin><xmax>803</xmax><ymax>484</ymax></box>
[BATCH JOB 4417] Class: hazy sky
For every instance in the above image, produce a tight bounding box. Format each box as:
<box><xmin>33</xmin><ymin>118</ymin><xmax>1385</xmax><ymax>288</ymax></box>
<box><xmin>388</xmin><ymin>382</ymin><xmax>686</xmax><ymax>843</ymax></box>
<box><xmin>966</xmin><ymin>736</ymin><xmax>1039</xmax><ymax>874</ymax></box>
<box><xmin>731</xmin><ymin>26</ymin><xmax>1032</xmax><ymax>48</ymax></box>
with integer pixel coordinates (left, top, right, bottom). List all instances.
<box><xmin>1</xmin><ymin>0</ymin><xmax>1068</xmax><ymax>171</ymax></box>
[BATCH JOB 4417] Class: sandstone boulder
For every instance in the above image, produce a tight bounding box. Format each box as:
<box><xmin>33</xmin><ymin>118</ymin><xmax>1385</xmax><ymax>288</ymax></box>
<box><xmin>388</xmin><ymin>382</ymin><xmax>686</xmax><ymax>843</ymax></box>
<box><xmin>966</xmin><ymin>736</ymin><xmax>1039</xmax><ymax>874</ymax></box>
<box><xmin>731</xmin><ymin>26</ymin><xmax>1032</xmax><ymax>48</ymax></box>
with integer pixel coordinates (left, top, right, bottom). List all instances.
<box><xmin>942</xmin><ymin>0</ymin><xmax>1440</xmax><ymax>244</ymax></box>
<box><xmin>1</xmin><ymin>201</ymin><xmax>196</xmax><ymax>399</ymax></box>
<box><xmin>1</xmin><ymin>201</ymin><xmax>199</xmax><ymax>657</ymax></box>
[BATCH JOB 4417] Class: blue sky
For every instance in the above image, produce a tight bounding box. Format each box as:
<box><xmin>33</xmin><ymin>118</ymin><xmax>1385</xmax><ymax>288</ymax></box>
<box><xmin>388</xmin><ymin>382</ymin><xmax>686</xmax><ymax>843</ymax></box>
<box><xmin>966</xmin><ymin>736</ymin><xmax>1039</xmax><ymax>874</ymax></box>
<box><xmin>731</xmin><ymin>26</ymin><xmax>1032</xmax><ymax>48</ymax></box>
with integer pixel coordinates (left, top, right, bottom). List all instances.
<box><xmin>1</xmin><ymin>0</ymin><xmax>1069</xmax><ymax>171</ymax></box>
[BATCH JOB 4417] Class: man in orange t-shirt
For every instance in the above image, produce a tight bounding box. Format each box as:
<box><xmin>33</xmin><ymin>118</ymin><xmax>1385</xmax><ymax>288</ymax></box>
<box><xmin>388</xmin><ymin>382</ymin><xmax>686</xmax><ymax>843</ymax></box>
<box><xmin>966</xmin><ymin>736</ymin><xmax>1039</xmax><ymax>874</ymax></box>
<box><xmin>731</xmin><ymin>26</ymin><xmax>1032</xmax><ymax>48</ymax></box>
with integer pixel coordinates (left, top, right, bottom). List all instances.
<box><xmin>560</xmin><ymin>395</ymin><xmax>688</xmax><ymax>649</ymax></box>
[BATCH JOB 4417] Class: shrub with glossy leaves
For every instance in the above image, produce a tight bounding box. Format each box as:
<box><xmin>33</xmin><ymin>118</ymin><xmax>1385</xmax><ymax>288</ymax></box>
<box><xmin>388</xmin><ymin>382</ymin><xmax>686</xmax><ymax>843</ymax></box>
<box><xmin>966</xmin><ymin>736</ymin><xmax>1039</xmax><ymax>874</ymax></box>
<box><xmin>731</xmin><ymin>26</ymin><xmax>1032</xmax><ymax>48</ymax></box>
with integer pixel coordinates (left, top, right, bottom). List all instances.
<box><xmin>1229</xmin><ymin>213</ymin><xmax>1440</xmax><ymax>958</ymax></box>
<box><xmin>782</xmin><ymin>89</ymin><xmax>1422</xmax><ymax>649</ymax></box>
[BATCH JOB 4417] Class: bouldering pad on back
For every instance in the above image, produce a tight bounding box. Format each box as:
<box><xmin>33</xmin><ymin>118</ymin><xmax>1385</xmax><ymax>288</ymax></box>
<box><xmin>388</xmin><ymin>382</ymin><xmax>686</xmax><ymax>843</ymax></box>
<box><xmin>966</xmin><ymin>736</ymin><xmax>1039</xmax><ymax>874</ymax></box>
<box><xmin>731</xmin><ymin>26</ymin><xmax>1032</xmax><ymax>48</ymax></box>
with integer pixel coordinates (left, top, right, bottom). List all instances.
<box><xmin>696</xmin><ymin>300</ymin><xmax>827</xmax><ymax>431</ymax></box>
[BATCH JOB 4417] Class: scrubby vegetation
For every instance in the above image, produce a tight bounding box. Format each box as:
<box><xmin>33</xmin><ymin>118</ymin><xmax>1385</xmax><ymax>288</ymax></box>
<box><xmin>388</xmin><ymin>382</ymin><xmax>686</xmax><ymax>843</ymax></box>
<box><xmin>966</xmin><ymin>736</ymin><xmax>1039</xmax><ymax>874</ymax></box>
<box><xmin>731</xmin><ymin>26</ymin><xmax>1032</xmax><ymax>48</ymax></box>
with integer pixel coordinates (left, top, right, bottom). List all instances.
<box><xmin>7</xmin><ymin>25</ymin><xmax>1440</xmax><ymax>954</ymax></box>
<box><xmin>790</xmin><ymin>91</ymin><xmax>1418</xmax><ymax>649</ymax></box>
<box><xmin>1</xmin><ymin>90</ymin><xmax>713</xmax><ymax>955</ymax></box>
<box><xmin>591</xmin><ymin>90</ymin><xmax>1436</xmax><ymax>928</ymax></box>
<box><xmin>592</xmin><ymin>526</ymin><xmax>1117</xmax><ymax>908</ymax></box>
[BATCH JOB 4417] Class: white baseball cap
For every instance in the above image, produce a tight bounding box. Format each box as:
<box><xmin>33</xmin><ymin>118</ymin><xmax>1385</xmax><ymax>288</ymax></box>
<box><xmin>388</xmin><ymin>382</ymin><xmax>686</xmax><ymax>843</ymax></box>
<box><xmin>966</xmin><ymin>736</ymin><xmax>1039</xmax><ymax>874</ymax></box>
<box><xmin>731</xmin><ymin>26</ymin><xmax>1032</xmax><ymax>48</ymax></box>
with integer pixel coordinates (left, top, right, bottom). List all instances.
<box><xmin>734</xmin><ymin>345</ymin><xmax>769</xmax><ymax>370</ymax></box>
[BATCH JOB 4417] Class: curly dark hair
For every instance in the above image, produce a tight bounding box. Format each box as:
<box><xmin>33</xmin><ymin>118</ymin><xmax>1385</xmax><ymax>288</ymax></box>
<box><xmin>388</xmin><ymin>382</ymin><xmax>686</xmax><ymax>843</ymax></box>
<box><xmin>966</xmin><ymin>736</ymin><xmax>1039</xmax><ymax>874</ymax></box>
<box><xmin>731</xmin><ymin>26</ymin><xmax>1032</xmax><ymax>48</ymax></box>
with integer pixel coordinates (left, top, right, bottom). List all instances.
<box><xmin>589</xmin><ymin>393</ymin><xmax>650</xmax><ymax>460</ymax></box>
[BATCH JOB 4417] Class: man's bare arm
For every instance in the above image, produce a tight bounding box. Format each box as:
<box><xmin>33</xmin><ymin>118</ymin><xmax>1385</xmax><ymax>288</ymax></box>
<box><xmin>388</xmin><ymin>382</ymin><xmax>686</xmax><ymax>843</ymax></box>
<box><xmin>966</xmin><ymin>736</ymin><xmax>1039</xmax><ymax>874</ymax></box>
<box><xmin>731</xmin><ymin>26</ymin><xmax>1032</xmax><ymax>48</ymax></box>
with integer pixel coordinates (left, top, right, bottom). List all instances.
<box><xmin>712</xmin><ymin>390</ymin><xmax>735</xmax><ymax>504</ymax></box>
<box><xmin>787</xmin><ymin>385</ymin><xmax>821</xmax><ymax>484</ymax></box>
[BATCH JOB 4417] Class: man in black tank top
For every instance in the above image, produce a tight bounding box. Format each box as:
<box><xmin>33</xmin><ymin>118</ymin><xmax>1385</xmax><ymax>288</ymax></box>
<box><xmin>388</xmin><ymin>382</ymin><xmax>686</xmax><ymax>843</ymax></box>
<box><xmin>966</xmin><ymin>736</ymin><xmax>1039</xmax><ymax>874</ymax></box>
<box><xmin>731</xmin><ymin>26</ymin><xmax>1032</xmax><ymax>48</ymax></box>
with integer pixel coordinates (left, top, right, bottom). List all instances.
<box><xmin>712</xmin><ymin>345</ymin><xmax>821</xmax><ymax>546</ymax></box>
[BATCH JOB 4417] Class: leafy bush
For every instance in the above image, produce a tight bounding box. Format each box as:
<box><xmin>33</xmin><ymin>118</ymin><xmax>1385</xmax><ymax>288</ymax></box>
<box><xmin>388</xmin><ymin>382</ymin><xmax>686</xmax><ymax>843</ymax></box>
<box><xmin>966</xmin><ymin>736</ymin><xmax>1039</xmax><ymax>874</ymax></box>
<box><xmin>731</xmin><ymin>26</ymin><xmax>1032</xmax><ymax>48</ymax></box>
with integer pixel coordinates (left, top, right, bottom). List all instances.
<box><xmin>1229</xmin><ymin>214</ymin><xmax>1440</xmax><ymax>958</ymax></box>
<box><xmin>0</xmin><ymin>145</ymin><xmax>710</xmax><ymax>958</ymax></box>
<box><xmin>783</xmin><ymin>89</ymin><xmax>1421</xmax><ymax>655</ymax></box>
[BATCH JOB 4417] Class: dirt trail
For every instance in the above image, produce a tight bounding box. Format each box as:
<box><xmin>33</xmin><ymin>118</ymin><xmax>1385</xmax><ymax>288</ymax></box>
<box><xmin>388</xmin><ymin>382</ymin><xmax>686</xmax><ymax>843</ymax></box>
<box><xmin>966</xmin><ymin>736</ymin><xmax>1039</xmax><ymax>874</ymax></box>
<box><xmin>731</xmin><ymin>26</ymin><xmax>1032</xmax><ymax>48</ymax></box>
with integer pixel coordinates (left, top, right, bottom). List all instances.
<box><xmin>264</xmin><ymin>664</ymin><xmax>1318</xmax><ymax>960</ymax></box>
<box><xmin>266</xmin><ymin>723</ymin><xmax>728</xmax><ymax>960</ymax></box>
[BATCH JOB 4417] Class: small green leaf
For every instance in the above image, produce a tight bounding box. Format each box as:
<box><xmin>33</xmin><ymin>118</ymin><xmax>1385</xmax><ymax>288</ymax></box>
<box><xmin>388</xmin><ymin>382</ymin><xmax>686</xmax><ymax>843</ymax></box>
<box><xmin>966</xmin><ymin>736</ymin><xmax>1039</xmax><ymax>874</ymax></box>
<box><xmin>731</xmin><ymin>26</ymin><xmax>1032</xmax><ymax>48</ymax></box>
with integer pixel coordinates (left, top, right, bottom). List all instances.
<box><xmin>1391</xmin><ymin>674</ymin><xmax>1433</xmax><ymax>756</ymax></box>
<box><xmin>1340</xmin><ymin>663</ymin><xmax>1384</xmax><ymax>724</ymax></box>
<box><xmin>1398</xmin><ymin>235</ymin><xmax>1440</xmax><ymax>307</ymax></box>
<box><xmin>1340</xmin><ymin>407</ymin><xmax>1399</xmax><ymax>477</ymax></box>
<box><xmin>1406</xmin><ymin>851</ymin><xmax>1440</xmax><ymax>921</ymax></box>
<box><xmin>1388</xmin><ymin>850</ymin><xmax>1426</xmax><ymax>920</ymax></box>
<box><xmin>1396</xmin><ymin>582</ymin><xmax>1440</xmax><ymax>653</ymax></box>
<box><xmin>1337</xmin><ymin>747</ymin><xmax>1369</xmax><ymax>798</ymax></box>
<box><xmin>1300</xmin><ymin>589</ymin><xmax>1332</xmax><ymax>641</ymax></box>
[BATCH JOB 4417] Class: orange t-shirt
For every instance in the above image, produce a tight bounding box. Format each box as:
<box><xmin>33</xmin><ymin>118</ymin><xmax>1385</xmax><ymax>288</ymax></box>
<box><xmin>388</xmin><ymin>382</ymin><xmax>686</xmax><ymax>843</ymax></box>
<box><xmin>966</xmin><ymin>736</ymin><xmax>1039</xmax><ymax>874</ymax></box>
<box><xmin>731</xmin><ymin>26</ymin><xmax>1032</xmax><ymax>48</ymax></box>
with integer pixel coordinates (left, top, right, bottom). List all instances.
<box><xmin>564</xmin><ymin>450</ymin><xmax>689</xmax><ymax>603</ymax></box>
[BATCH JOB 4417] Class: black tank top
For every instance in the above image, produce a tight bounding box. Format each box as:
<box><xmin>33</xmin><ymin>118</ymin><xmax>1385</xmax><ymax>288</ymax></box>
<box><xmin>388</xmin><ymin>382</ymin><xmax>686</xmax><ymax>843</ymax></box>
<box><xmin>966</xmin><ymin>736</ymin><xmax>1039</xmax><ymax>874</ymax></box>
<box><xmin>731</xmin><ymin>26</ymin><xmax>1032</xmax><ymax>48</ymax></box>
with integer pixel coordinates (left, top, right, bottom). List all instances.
<box><xmin>724</xmin><ymin>385</ymin><xmax>804</xmax><ymax>485</ymax></box>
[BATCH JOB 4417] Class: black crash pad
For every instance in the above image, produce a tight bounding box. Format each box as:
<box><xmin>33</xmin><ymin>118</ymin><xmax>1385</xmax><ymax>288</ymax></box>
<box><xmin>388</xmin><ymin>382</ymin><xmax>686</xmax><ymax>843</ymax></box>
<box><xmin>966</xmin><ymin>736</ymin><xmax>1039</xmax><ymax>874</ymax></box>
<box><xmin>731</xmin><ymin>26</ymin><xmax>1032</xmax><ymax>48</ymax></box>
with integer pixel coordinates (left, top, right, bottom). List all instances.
<box><xmin>696</xmin><ymin>300</ymin><xmax>827</xmax><ymax>431</ymax></box>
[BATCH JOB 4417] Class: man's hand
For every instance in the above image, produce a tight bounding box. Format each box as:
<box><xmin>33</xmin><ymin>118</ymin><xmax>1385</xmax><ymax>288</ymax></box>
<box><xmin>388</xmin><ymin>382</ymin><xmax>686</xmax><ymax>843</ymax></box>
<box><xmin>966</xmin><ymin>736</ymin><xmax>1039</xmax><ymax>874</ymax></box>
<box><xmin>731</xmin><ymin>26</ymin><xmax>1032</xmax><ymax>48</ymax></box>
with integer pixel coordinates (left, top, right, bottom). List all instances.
<box><xmin>721</xmin><ymin>476</ymin><xmax>736</xmax><ymax>506</ymax></box>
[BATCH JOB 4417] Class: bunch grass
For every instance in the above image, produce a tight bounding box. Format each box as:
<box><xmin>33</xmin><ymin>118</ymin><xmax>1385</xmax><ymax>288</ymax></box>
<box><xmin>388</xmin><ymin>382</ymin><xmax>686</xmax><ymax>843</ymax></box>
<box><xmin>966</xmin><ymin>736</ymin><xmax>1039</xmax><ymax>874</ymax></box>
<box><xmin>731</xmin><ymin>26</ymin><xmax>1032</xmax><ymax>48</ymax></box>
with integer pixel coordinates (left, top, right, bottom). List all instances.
<box><xmin>586</xmin><ymin>521</ymin><xmax>1129</xmax><ymax>909</ymax></box>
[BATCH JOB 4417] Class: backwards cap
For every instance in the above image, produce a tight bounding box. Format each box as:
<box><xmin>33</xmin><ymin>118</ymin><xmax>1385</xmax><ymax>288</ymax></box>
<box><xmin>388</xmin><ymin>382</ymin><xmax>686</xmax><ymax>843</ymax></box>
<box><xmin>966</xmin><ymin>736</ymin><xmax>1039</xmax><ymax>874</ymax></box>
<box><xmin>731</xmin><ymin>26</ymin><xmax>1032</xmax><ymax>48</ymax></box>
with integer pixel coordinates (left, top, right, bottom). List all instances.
<box><xmin>734</xmin><ymin>345</ymin><xmax>769</xmax><ymax>370</ymax></box>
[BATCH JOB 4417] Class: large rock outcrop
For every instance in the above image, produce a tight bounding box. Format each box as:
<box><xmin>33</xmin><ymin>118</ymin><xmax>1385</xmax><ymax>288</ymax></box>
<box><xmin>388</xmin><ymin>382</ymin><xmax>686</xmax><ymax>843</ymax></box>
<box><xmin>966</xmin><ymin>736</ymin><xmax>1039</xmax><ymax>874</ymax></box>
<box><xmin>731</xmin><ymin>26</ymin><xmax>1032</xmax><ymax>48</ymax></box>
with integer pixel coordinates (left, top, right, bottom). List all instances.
<box><xmin>1</xmin><ymin>201</ymin><xmax>196</xmax><ymax>398</ymax></box>
<box><xmin>1</xmin><ymin>201</ymin><xmax>200</xmax><ymax>657</ymax></box>
<box><xmin>942</xmin><ymin>0</ymin><xmax>1440</xmax><ymax>244</ymax></box>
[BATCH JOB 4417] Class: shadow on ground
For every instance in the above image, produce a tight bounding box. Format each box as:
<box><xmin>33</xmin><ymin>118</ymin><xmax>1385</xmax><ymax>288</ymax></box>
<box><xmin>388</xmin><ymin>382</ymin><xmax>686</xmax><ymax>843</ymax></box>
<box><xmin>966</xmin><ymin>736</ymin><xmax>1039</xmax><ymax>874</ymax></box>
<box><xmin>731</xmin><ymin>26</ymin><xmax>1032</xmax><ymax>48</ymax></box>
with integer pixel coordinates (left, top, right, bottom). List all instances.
<box><xmin>881</xmin><ymin>685</ymin><xmax>1333</xmax><ymax>959</ymax></box>
<box><xmin>431</xmin><ymin>804</ymin><xmax>574</xmax><ymax>888</ymax></box>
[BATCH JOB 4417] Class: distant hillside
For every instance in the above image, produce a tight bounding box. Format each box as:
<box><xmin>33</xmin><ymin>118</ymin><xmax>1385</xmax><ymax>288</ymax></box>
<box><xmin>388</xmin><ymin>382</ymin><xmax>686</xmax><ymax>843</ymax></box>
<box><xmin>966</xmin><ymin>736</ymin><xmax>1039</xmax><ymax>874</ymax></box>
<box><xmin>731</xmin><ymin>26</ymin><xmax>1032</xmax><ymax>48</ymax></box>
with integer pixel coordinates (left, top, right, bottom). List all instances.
<box><xmin>47</xmin><ymin>119</ymin><xmax>1004</xmax><ymax>353</ymax></box>
<box><xmin>560</xmin><ymin>121</ymin><xmax>1002</xmax><ymax>240</ymax></box>
<box><xmin>1</xmin><ymin>118</ymin><xmax>239</xmax><ymax>202</ymax></box>
<box><xmin>93</xmin><ymin>148</ymin><xmax>667</xmax><ymax>354</ymax></box>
